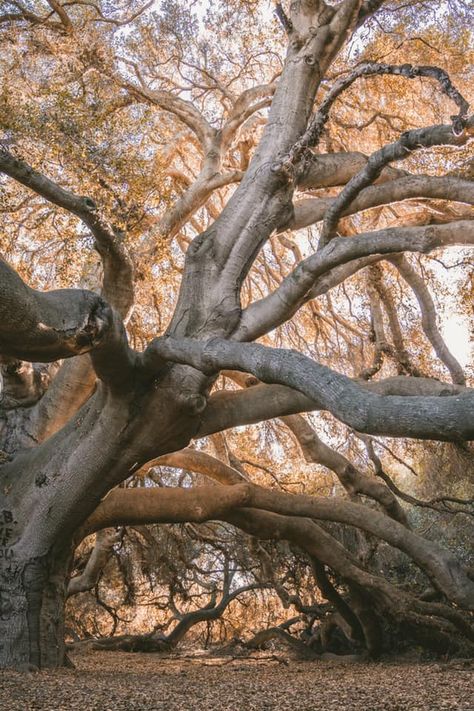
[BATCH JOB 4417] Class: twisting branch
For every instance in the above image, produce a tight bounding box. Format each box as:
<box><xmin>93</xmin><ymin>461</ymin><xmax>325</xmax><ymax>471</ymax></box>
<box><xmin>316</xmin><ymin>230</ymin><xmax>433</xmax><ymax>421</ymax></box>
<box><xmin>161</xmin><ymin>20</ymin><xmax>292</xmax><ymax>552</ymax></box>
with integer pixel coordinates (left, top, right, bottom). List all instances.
<box><xmin>147</xmin><ymin>336</ymin><xmax>474</xmax><ymax>441</ymax></box>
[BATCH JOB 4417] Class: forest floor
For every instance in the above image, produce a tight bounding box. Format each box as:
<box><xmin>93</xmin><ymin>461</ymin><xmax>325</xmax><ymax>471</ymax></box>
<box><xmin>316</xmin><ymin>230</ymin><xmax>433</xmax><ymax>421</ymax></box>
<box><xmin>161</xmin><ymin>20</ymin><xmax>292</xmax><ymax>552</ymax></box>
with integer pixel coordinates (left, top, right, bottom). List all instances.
<box><xmin>0</xmin><ymin>648</ymin><xmax>472</xmax><ymax>710</ymax></box>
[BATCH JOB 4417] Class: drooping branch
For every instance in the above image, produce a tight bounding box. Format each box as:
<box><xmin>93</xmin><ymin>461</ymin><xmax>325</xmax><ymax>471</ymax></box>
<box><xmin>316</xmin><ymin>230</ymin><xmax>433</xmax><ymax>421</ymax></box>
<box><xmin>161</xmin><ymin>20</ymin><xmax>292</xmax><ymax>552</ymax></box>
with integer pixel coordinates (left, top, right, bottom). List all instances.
<box><xmin>229</xmin><ymin>508</ymin><xmax>474</xmax><ymax>648</ymax></box>
<box><xmin>358</xmin><ymin>435</ymin><xmax>474</xmax><ymax>517</ymax></box>
<box><xmin>147</xmin><ymin>336</ymin><xmax>474</xmax><ymax>441</ymax></box>
<box><xmin>85</xmin><ymin>482</ymin><xmax>474</xmax><ymax>610</ymax></box>
<box><xmin>222</xmin><ymin>371</ymin><xmax>408</xmax><ymax>522</ymax></box>
<box><xmin>91</xmin><ymin>581</ymin><xmax>269</xmax><ymax>653</ymax></box>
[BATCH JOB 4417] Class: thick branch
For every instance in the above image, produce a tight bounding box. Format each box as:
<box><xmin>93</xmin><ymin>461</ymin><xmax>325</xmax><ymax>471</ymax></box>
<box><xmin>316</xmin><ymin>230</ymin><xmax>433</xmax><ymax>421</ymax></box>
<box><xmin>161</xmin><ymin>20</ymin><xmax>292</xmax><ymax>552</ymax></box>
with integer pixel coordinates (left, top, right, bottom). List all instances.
<box><xmin>165</xmin><ymin>1</ymin><xmax>366</xmax><ymax>340</ymax></box>
<box><xmin>319</xmin><ymin>116</ymin><xmax>474</xmax><ymax>247</ymax></box>
<box><xmin>82</xmin><ymin>483</ymin><xmax>251</xmax><ymax>536</ymax></box>
<box><xmin>198</xmin><ymin>376</ymin><xmax>468</xmax><ymax>437</ymax></box>
<box><xmin>286</xmin><ymin>175</ymin><xmax>474</xmax><ymax>232</ymax></box>
<box><xmin>297</xmin><ymin>150</ymin><xmax>406</xmax><ymax>190</ymax></box>
<box><xmin>236</xmin><ymin>220</ymin><xmax>474</xmax><ymax>341</ymax></box>
<box><xmin>85</xmin><ymin>482</ymin><xmax>474</xmax><ymax>609</ymax></box>
<box><xmin>0</xmin><ymin>257</ymin><xmax>112</xmax><ymax>362</ymax></box>
<box><xmin>148</xmin><ymin>337</ymin><xmax>474</xmax><ymax>441</ymax></box>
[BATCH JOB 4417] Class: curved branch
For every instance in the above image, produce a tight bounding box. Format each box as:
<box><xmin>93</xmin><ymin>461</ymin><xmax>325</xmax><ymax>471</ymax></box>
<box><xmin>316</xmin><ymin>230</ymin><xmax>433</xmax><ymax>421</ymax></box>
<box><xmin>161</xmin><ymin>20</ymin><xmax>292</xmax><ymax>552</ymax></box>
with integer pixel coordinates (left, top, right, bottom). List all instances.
<box><xmin>82</xmin><ymin>483</ymin><xmax>251</xmax><ymax>536</ymax></box>
<box><xmin>297</xmin><ymin>150</ymin><xmax>406</xmax><ymax>190</ymax></box>
<box><xmin>286</xmin><ymin>175</ymin><xmax>474</xmax><ymax>232</ymax></box>
<box><xmin>152</xmin><ymin>448</ymin><xmax>245</xmax><ymax>485</ymax></box>
<box><xmin>319</xmin><ymin>116</ymin><xmax>474</xmax><ymax>247</ymax></box>
<box><xmin>148</xmin><ymin>337</ymin><xmax>474</xmax><ymax>441</ymax></box>
<box><xmin>390</xmin><ymin>255</ymin><xmax>466</xmax><ymax>385</ymax></box>
<box><xmin>0</xmin><ymin>147</ymin><xmax>134</xmax><ymax>318</ymax></box>
<box><xmin>281</xmin><ymin>414</ymin><xmax>408</xmax><ymax>524</ymax></box>
<box><xmin>67</xmin><ymin>528</ymin><xmax>121</xmax><ymax>597</ymax></box>
<box><xmin>198</xmin><ymin>377</ymin><xmax>469</xmax><ymax>437</ymax></box>
<box><xmin>236</xmin><ymin>220</ymin><xmax>474</xmax><ymax>342</ymax></box>
<box><xmin>275</xmin><ymin>63</ymin><xmax>469</xmax><ymax>183</ymax></box>
<box><xmin>164</xmin><ymin>2</ymin><xmax>366</xmax><ymax>340</ymax></box>
<box><xmin>115</xmin><ymin>78</ymin><xmax>216</xmax><ymax>149</ymax></box>
<box><xmin>84</xmin><ymin>482</ymin><xmax>474</xmax><ymax>609</ymax></box>
<box><xmin>221</xmin><ymin>82</ymin><xmax>277</xmax><ymax>152</ymax></box>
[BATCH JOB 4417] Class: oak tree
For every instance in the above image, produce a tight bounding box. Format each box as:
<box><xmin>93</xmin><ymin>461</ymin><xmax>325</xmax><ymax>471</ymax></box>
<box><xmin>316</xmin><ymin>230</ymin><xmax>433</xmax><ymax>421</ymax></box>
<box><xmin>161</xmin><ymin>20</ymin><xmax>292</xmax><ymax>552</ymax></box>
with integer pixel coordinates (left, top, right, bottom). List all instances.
<box><xmin>0</xmin><ymin>0</ymin><xmax>473</xmax><ymax>669</ymax></box>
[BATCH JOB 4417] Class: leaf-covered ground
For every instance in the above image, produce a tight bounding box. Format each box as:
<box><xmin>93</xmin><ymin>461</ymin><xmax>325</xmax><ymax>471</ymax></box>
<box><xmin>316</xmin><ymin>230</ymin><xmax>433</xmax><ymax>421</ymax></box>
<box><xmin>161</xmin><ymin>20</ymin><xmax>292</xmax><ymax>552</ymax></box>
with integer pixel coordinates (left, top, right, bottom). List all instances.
<box><xmin>0</xmin><ymin>649</ymin><xmax>472</xmax><ymax>710</ymax></box>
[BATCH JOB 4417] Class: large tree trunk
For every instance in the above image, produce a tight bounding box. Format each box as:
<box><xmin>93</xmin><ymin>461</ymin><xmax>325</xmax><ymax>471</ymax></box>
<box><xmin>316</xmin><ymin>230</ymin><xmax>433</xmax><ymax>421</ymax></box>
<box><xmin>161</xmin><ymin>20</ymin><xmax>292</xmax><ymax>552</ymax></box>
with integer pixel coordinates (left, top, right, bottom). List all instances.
<box><xmin>0</xmin><ymin>369</ymin><xmax>202</xmax><ymax>669</ymax></box>
<box><xmin>0</xmin><ymin>535</ymin><xmax>71</xmax><ymax>669</ymax></box>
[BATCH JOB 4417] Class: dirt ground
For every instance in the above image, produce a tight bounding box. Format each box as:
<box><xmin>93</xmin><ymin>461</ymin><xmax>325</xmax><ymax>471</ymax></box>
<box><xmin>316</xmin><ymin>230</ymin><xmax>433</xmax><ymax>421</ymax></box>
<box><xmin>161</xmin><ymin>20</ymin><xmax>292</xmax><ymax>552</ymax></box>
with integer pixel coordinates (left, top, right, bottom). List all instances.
<box><xmin>0</xmin><ymin>648</ymin><xmax>472</xmax><ymax>711</ymax></box>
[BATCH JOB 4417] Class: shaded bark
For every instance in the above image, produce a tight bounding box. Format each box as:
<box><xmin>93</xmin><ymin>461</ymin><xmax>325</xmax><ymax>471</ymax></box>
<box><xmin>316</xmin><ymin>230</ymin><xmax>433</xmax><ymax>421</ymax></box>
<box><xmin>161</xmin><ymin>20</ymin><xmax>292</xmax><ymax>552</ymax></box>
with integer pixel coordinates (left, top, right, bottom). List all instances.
<box><xmin>0</xmin><ymin>539</ymin><xmax>70</xmax><ymax>669</ymax></box>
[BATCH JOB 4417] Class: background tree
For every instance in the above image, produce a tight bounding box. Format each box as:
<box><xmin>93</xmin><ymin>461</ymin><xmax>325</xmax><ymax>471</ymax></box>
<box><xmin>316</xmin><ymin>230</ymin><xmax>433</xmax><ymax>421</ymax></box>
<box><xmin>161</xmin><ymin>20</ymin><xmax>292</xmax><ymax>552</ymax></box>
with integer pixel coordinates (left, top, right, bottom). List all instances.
<box><xmin>0</xmin><ymin>0</ymin><xmax>473</xmax><ymax>670</ymax></box>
